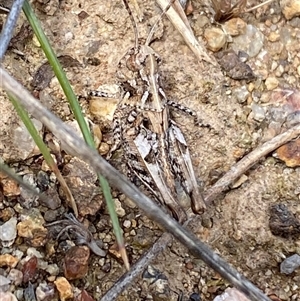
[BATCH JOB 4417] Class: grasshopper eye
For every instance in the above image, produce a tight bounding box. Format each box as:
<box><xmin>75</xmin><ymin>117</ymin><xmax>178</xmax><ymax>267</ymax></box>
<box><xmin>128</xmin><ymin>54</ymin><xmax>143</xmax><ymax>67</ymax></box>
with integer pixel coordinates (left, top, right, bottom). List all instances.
<box><xmin>126</xmin><ymin>52</ymin><xmax>148</xmax><ymax>72</ymax></box>
<box><xmin>126</xmin><ymin>54</ymin><xmax>138</xmax><ymax>72</ymax></box>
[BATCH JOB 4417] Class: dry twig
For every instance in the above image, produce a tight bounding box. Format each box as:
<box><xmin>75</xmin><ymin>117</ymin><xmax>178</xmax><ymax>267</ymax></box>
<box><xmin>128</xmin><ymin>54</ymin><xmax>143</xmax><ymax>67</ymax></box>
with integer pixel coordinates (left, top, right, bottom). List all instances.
<box><xmin>204</xmin><ymin>125</ymin><xmax>300</xmax><ymax>204</ymax></box>
<box><xmin>156</xmin><ymin>0</ymin><xmax>216</xmax><ymax>64</ymax></box>
<box><xmin>0</xmin><ymin>0</ymin><xmax>25</xmax><ymax>59</ymax></box>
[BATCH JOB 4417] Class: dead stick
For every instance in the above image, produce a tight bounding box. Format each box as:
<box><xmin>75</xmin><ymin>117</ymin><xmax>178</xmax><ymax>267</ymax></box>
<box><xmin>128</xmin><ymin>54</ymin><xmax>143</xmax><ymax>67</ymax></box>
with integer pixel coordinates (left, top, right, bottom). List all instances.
<box><xmin>100</xmin><ymin>232</ymin><xmax>173</xmax><ymax>301</ymax></box>
<box><xmin>204</xmin><ymin>125</ymin><xmax>300</xmax><ymax>204</ymax></box>
<box><xmin>100</xmin><ymin>124</ymin><xmax>300</xmax><ymax>301</ymax></box>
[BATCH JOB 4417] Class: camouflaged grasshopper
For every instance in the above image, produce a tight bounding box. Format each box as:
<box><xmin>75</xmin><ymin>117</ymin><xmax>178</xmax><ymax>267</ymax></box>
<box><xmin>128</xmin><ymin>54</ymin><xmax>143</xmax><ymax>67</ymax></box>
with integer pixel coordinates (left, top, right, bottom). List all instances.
<box><xmin>90</xmin><ymin>0</ymin><xmax>206</xmax><ymax>222</ymax></box>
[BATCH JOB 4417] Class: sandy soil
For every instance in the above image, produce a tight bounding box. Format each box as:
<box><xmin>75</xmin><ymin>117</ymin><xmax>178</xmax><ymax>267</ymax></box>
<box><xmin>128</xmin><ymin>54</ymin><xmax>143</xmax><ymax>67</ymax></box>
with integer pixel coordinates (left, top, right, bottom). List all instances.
<box><xmin>1</xmin><ymin>0</ymin><xmax>300</xmax><ymax>300</ymax></box>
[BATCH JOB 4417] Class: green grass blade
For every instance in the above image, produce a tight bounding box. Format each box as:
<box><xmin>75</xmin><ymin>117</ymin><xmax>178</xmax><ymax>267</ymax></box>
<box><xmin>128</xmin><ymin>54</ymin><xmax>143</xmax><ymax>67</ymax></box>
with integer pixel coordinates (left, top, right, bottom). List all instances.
<box><xmin>9</xmin><ymin>93</ymin><xmax>78</xmax><ymax>216</ymax></box>
<box><xmin>22</xmin><ymin>0</ymin><xmax>128</xmax><ymax>268</ymax></box>
<box><xmin>22</xmin><ymin>0</ymin><xmax>91</xmax><ymax>143</ymax></box>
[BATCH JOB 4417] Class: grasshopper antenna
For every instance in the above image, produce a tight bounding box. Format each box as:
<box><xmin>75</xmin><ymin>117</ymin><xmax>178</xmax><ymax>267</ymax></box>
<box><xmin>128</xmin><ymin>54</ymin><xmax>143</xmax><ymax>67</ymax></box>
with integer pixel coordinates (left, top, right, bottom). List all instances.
<box><xmin>145</xmin><ymin>0</ymin><xmax>175</xmax><ymax>46</ymax></box>
<box><xmin>122</xmin><ymin>0</ymin><xmax>139</xmax><ymax>51</ymax></box>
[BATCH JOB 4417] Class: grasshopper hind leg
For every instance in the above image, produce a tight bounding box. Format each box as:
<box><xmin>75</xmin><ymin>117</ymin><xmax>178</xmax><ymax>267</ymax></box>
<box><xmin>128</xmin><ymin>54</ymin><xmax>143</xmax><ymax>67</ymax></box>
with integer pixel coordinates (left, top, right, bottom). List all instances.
<box><xmin>89</xmin><ymin>90</ymin><xmax>117</xmax><ymax>98</ymax></box>
<box><xmin>106</xmin><ymin>116</ymin><xmax>122</xmax><ymax>160</ymax></box>
<box><xmin>168</xmin><ymin>121</ymin><xmax>206</xmax><ymax>215</ymax></box>
<box><xmin>107</xmin><ymin>106</ymin><xmax>139</xmax><ymax>159</ymax></box>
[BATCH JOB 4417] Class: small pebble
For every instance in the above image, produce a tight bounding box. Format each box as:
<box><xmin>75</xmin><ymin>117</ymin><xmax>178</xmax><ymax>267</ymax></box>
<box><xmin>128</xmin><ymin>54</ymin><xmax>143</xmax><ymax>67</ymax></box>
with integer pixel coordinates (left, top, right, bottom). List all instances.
<box><xmin>43</xmin><ymin>209</ymin><xmax>60</xmax><ymax>222</ymax></box>
<box><xmin>189</xmin><ymin>293</ymin><xmax>201</xmax><ymax>301</ymax></box>
<box><xmin>232</xmin><ymin>24</ymin><xmax>264</xmax><ymax>57</ymax></box>
<box><xmin>204</xmin><ymin>27</ymin><xmax>227</xmax><ymax>52</ymax></box>
<box><xmin>0</xmin><ymin>208</ymin><xmax>15</xmax><ymax>222</ymax></box>
<box><xmin>98</xmin><ymin>258</ymin><xmax>105</xmax><ymax>266</ymax></box>
<box><xmin>0</xmin><ymin>292</ymin><xmax>18</xmax><ymax>301</ymax></box>
<box><xmin>130</xmin><ymin>229</ymin><xmax>136</xmax><ymax>236</ymax></box>
<box><xmin>231</xmin><ymin>174</ymin><xmax>248</xmax><ymax>188</ymax></box>
<box><xmin>79</xmin><ymin>290</ymin><xmax>95</xmax><ymax>301</ymax></box>
<box><xmin>101</xmin><ymin>262</ymin><xmax>111</xmax><ymax>273</ymax></box>
<box><xmin>114</xmin><ymin>199</ymin><xmax>126</xmax><ymax>217</ymax></box>
<box><xmin>8</xmin><ymin>269</ymin><xmax>23</xmax><ymax>285</ymax></box>
<box><xmin>281</xmin><ymin>0</ymin><xmax>300</xmax><ymax>20</ymax></box>
<box><xmin>233</xmin><ymin>86</ymin><xmax>249</xmax><ymax>104</ymax></box>
<box><xmin>0</xmin><ymin>254</ymin><xmax>19</xmax><ymax>268</ymax></box>
<box><xmin>14</xmin><ymin>289</ymin><xmax>24</xmax><ymax>300</ymax></box>
<box><xmin>286</xmin><ymin>111</ymin><xmax>300</xmax><ymax>127</ymax></box>
<box><xmin>39</xmin><ymin>188</ymin><xmax>61</xmax><ymax>210</ymax></box>
<box><xmin>131</xmin><ymin>219</ymin><xmax>137</xmax><ymax>228</ymax></box>
<box><xmin>251</xmin><ymin>103</ymin><xmax>266</xmax><ymax>122</ymax></box>
<box><xmin>27</xmin><ymin>247</ymin><xmax>43</xmax><ymax>258</ymax></box>
<box><xmin>91</xmin><ymin>123</ymin><xmax>102</xmax><ymax>149</ymax></box>
<box><xmin>65</xmin><ymin>31</ymin><xmax>73</xmax><ymax>43</ymax></box>
<box><xmin>1</xmin><ymin>178</ymin><xmax>20</xmax><ymax>197</ymax></box>
<box><xmin>0</xmin><ymin>275</ymin><xmax>11</xmax><ymax>290</ymax></box>
<box><xmin>276</xmin><ymin>139</ymin><xmax>300</xmax><ymax>167</ymax></box>
<box><xmin>17</xmin><ymin>209</ymin><xmax>48</xmax><ymax>247</ymax></box>
<box><xmin>20</xmin><ymin>174</ymin><xmax>37</xmax><ymax>205</ymax></box>
<box><xmin>268</xmin><ymin>31</ymin><xmax>280</xmax><ymax>42</ymax></box>
<box><xmin>36</xmin><ymin>282</ymin><xmax>55</xmax><ymax>301</ymax></box>
<box><xmin>185</xmin><ymin>261</ymin><xmax>194</xmax><ymax>270</ymax></box>
<box><xmin>269</xmin><ymin>107</ymin><xmax>288</xmax><ymax>124</ymax></box>
<box><xmin>280</xmin><ymin>254</ymin><xmax>300</xmax><ymax>274</ymax></box>
<box><xmin>12</xmin><ymin>119</ymin><xmax>42</xmax><ymax>160</ymax></box>
<box><xmin>265</xmin><ymin>77</ymin><xmax>279</xmax><ymax>90</ymax></box>
<box><xmin>22</xmin><ymin>256</ymin><xmax>38</xmax><ymax>283</ymax></box>
<box><xmin>38</xmin><ymin>259</ymin><xmax>48</xmax><ymax>270</ymax></box>
<box><xmin>98</xmin><ymin>142</ymin><xmax>110</xmax><ymax>156</ymax></box>
<box><xmin>13</xmin><ymin>250</ymin><xmax>24</xmax><ymax>261</ymax></box>
<box><xmin>89</xmin><ymin>96</ymin><xmax>118</xmax><ymax>121</ymax></box>
<box><xmin>123</xmin><ymin>220</ymin><xmax>131</xmax><ymax>228</ymax></box>
<box><xmin>0</xmin><ymin>217</ymin><xmax>17</xmax><ymax>247</ymax></box>
<box><xmin>223</xmin><ymin>18</ymin><xmax>247</xmax><ymax>36</ymax></box>
<box><xmin>45</xmin><ymin>264</ymin><xmax>59</xmax><ymax>276</ymax></box>
<box><xmin>123</xmin><ymin>197</ymin><xmax>136</xmax><ymax>208</ymax></box>
<box><xmin>213</xmin><ymin>288</ymin><xmax>251</xmax><ymax>301</ymax></box>
<box><xmin>36</xmin><ymin>170</ymin><xmax>50</xmax><ymax>191</ymax></box>
<box><xmin>142</xmin><ymin>265</ymin><xmax>170</xmax><ymax>298</ymax></box>
<box><xmin>54</xmin><ymin>277</ymin><xmax>73</xmax><ymax>301</ymax></box>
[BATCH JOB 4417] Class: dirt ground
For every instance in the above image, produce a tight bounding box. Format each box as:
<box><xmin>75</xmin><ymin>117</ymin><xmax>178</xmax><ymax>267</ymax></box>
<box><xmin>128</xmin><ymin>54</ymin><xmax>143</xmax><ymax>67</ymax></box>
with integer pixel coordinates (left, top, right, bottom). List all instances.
<box><xmin>1</xmin><ymin>0</ymin><xmax>300</xmax><ymax>300</ymax></box>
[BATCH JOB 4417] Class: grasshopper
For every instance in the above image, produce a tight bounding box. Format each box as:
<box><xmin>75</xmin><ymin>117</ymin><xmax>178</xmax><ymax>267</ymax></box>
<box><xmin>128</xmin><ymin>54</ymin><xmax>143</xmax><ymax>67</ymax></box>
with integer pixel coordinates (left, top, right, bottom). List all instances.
<box><xmin>90</xmin><ymin>0</ymin><xmax>206</xmax><ymax>222</ymax></box>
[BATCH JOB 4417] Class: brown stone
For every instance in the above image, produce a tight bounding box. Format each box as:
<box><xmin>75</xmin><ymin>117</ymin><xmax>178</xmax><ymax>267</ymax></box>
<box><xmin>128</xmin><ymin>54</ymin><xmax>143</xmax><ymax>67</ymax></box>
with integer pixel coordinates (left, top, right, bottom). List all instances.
<box><xmin>0</xmin><ymin>208</ymin><xmax>15</xmax><ymax>222</ymax></box>
<box><xmin>63</xmin><ymin>246</ymin><xmax>90</xmax><ymax>280</ymax></box>
<box><xmin>22</xmin><ymin>256</ymin><xmax>38</xmax><ymax>283</ymax></box>
<box><xmin>77</xmin><ymin>290</ymin><xmax>95</xmax><ymax>301</ymax></box>
<box><xmin>1</xmin><ymin>178</ymin><xmax>20</xmax><ymax>197</ymax></box>
<box><xmin>276</xmin><ymin>139</ymin><xmax>300</xmax><ymax>167</ymax></box>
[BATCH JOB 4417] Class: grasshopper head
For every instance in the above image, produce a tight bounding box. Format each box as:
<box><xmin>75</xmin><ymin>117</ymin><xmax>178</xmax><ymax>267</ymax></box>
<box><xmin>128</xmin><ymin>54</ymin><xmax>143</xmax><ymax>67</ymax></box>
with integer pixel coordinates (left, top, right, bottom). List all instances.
<box><xmin>126</xmin><ymin>45</ymin><xmax>160</xmax><ymax>73</ymax></box>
